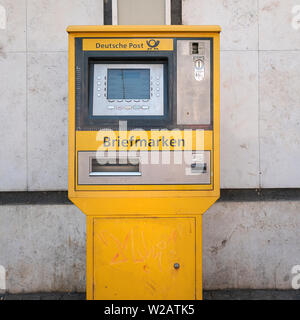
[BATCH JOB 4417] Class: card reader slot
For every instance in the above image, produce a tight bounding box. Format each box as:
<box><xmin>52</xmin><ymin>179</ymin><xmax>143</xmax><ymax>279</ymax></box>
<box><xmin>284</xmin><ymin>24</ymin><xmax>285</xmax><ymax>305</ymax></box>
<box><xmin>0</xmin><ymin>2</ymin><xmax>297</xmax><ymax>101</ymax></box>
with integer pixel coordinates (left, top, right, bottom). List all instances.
<box><xmin>89</xmin><ymin>158</ymin><xmax>141</xmax><ymax>176</ymax></box>
<box><xmin>191</xmin><ymin>162</ymin><xmax>207</xmax><ymax>173</ymax></box>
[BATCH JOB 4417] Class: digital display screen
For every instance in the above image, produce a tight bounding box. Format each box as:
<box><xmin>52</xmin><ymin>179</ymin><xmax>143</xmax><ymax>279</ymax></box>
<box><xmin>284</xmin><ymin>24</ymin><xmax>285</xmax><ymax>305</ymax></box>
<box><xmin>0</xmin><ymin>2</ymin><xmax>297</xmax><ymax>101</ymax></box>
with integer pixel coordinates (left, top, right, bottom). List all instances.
<box><xmin>107</xmin><ymin>69</ymin><xmax>150</xmax><ymax>100</ymax></box>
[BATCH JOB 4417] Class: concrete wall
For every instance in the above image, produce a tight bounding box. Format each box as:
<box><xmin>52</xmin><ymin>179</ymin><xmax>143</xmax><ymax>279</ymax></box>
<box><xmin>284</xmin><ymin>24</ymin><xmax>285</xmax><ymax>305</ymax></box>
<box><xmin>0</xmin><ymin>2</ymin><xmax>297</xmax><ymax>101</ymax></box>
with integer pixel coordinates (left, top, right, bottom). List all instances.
<box><xmin>1</xmin><ymin>201</ymin><xmax>299</xmax><ymax>293</ymax></box>
<box><xmin>204</xmin><ymin>201</ymin><xmax>300</xmax><ymax>290</ymax></box>
<box><xmin>0</xmin><ymin>205</ymin><xmax>86</xmax><ymax>293</ymax></box>
<box><xmin>0</xmin><ymin>0</ymin><xmax>299</xmax><ymax>293</ymax></box>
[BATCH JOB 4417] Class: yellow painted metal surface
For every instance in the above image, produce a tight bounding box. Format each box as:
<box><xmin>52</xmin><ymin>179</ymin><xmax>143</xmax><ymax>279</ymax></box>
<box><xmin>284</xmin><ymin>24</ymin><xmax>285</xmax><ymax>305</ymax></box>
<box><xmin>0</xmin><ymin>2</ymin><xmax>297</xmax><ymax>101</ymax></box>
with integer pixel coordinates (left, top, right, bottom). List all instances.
<box><xmin>70</xmin><ymin>196</ymin><xmax>219</xmax><ymax>216</ymax></box>
<box><xmin>83</xmin><ymin>38</ymin><xmax>174</xmax><ymax>51</ymax></box>
<box><xmin>93</xmin><ymin>218</ymin><xmax>196</xmax><ymax>300</ymax></box>
<box><xmin>67</xmin><ymin>26</ymin><xmax>220</xmax><ymax>203</ymax></box>
<box><xmin>67</xmin><ymin>25</ymin><xmax>221</xmax><ymax>300</ymax></box>
<box><xmin>67</xmin><ymin>25</ymin><xmax>221</xmax><ymax>33</ymax></box>
<box><xmin>76</xmin><ymin>130</ymin><xmax>212</xmax><ymax>151</ymax></box>
<box><xmin>74</xmin><ymin>129</ymin><xmax>214</xmax><ymax>192</ymax></box>
<box><xmin>68</xmin><ymin>26</ymin><xmax>220</xmax><ymax>205</ymax></box>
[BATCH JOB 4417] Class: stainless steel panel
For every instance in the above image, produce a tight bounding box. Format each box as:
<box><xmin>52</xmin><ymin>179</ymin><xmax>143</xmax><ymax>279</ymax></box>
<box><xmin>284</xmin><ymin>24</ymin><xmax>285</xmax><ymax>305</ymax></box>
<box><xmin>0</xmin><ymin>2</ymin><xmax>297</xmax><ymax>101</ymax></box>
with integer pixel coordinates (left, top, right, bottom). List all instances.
<box><xmin>177</xmin><ymin>40</ymin><xmax>211</xmax><ymax>125</ymax></box>
<box><xmin>78</xmin><ymin>151</ymin><xmax>211</xmax><ymax>185</ymax></box>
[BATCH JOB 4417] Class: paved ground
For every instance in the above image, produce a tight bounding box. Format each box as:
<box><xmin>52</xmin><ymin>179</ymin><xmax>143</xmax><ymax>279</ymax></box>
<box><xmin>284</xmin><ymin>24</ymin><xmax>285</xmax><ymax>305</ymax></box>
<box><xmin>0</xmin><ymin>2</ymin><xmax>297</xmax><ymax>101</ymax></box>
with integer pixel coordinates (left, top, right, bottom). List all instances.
<box><xmin>1</xmin><ymin>290</ymin><xmax>300</xmax><ymax>300</ymax></box>
<box><xmin>204</xmin><ymin>290</ymin><xmax>300</xmax><ymax>300</ymax></box>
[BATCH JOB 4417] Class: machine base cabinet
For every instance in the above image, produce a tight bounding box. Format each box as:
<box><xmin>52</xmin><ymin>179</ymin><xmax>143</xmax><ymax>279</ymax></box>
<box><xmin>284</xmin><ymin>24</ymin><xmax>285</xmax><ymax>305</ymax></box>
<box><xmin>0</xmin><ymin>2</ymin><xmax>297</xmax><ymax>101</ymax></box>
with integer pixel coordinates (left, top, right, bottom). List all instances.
<box><xmin>87</xmin><ymin>216</ymin><xmax>202</xmax><ymax>300</ymax></box>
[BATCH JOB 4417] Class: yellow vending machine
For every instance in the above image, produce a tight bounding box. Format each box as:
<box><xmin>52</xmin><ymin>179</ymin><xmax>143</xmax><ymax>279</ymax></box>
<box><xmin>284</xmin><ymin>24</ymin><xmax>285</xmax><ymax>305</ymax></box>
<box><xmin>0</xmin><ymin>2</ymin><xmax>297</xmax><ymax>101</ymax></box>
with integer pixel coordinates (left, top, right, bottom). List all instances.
<box><xmin>67</xmin><ymin>25</ymin><xmax>221</xmax><ymax>300</ymax></box>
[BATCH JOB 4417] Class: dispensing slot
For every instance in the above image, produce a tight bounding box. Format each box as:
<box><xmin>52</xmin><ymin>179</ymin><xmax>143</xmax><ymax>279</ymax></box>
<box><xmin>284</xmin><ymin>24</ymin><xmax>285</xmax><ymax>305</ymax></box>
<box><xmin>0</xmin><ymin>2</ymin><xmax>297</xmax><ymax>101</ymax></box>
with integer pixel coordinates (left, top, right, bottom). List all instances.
<box><xmin>89</xmin><ymin>158</ymin><xmax>141</xmax><ymax>176</ymax></box>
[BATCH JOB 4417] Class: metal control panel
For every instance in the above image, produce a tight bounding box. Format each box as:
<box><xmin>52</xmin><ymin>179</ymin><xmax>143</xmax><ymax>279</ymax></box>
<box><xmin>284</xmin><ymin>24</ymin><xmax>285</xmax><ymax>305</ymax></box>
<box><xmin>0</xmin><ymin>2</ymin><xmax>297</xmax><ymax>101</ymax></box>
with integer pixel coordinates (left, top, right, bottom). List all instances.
<box><xmin>92</xmin><ymin>63</ymin><xmax>164</xmax><ymax>116</ymax></box>
<box><xmin>77</xmin><ymin>151</ymin><xmax>211</xmax><ymax>185</ymax></box>
<box><xmin>177</xmin><ymin>40</ymin><xmax>211</xmax><ymax>125</ymax></box>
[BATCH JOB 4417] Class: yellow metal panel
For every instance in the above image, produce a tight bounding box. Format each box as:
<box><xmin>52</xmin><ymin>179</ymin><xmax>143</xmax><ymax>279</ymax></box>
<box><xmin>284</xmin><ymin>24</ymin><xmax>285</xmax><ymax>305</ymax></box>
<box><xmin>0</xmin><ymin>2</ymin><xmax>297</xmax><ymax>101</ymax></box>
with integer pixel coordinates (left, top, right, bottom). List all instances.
<box><xmin>68</xmin><ymin>27</ymin><xmax>220</xmax><ymax>201</ymax></box>
<box><xmin>71</xmin><ymin>196</ymin><xmax>218</xmax><ymax>216</ymax></box>
<box><xmin>74</xmin><ymin>130</ymin><xmax>214</xmax><ymax>192</ymax></box>
<box><xmin>75</xmin><ymin>185</ymin><xmax>214</xmax><ymax>192</ymax></box>
<box><xmin>93</xmin><ymin>217</ymin><xmax>195</xmax><ymax>300</ymax></box>
<box><xmin>86</xmin><ymin>216</ymin><xmax>94</xmax><ymax>300</ymax></box>
<box><xmin>76</xmin><ymin>130</ymin><xmax>212</xmax><ymax>151</ymax></box>
<box><xmin>67</xmin><ymin>25</ymin><xmax>221</xmax><ymax>33</ymax></box>
<box><xmin>83</xmin><ymin>38</ymin><xmax>174</xmax><ymax>51</ymax></box>
<box><xmin>67</xmin><ymin>26</ymin><xmax>221</xmax><ymax>300</ymax></box>
<box><xmin>68</xmin><ymin>34</ymin><xmax>76</xmax><ymax>195</ymax></box>
<box><xmin>213</xmin><ymin>32</ymin><xmax>221</xmax><ymax>193</ymax></box>
<box><xmin>195</xmin><ymin>216</ymin><xmax>203</xmax><ymax>300</ymax></box>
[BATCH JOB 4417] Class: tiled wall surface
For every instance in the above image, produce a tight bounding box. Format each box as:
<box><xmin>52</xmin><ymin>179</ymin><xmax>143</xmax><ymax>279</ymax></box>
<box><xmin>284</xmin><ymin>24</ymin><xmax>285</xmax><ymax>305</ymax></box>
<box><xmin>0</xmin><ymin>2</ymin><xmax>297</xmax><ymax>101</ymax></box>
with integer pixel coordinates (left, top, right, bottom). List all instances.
<box><xmin>183</xmin><ymin>0</ymin><xmax>300</xmax><ymax>188</ymax></box>
<box><xmin>0</xmin><ymin>0</ymin><xmax>103</xmax><ymax>191</ymax></box>
<box><xmin>0</xmin><ymin>0</ymin><xmax>299</xmax><ymax>191</ymax></box>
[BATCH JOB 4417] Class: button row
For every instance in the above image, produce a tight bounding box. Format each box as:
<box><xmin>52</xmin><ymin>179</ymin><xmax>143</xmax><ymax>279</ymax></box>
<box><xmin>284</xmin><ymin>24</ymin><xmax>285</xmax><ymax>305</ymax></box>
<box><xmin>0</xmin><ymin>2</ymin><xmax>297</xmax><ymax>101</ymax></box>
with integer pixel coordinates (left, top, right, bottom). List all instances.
<box><xmin>96</xmin><ymin>76</ymin><xmax>106</xmax><ymax>98</ymax></box>
<box><xmin>107</xmin><ymin>106</ymin><xmax>149</xmax><ymax>110</ymax></box>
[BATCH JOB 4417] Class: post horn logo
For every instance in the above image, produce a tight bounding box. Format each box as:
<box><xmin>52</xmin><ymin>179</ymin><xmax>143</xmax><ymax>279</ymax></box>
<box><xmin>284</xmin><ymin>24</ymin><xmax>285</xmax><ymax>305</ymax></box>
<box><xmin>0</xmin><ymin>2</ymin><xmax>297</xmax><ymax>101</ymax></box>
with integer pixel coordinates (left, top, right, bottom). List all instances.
<box><xmin>146</xmin><ymin>39</ymin><xmax>160</xmax><ymax>50</ymax></box>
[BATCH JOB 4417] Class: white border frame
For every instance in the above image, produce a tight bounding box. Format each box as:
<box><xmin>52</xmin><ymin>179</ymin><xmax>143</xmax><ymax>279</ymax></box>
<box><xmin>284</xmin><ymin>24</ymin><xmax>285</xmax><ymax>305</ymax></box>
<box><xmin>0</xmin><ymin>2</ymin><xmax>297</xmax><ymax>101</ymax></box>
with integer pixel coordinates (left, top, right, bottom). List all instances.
<box><xmin>165</xmin><ymin>0</ymin><xmax>171</xmax><ymax>25</ymax></box>
<box><xmin>112</xmin><ymin>0</ymin><xmax>118</xmax><ymax>25</ymax></box>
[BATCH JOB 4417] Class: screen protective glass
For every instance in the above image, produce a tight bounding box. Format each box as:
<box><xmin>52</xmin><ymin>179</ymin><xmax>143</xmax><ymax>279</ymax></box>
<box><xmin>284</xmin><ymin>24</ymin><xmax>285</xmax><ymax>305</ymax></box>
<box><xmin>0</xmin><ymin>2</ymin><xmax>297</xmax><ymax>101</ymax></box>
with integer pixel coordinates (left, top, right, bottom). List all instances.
<box><xmin>107</xmin><ymin>69</ymin><xmax>150</xmax><ymax>100</ymax></box>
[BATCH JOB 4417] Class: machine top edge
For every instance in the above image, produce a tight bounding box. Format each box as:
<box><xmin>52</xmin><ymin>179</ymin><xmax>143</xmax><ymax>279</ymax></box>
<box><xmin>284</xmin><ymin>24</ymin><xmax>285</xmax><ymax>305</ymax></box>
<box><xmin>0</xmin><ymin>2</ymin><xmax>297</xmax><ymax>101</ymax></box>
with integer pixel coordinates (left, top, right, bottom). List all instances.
<box><xmin>67</xmin><ymin>25</ymin><xmax>222</xmax><ymax>33</ymax></box>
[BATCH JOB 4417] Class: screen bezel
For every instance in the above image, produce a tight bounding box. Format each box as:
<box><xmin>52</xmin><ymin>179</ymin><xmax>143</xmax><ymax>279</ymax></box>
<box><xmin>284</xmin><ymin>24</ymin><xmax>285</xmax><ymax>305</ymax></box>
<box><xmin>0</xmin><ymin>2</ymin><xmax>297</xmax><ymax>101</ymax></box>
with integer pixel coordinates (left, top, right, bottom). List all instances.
<box><xmin>88</xmin><ymin>59</ymin><xmax>169</xmax><ymax>122</ymax></box>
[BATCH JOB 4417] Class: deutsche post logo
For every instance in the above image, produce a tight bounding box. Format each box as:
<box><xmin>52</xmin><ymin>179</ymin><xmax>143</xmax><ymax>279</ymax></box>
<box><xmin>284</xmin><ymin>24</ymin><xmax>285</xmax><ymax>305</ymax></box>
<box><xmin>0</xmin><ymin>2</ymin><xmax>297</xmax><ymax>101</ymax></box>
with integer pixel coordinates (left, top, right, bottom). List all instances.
<box><xmin>146</xmin><ymin>39</ymin><xmax>160</xmax><ymax>50</ymax></box>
